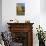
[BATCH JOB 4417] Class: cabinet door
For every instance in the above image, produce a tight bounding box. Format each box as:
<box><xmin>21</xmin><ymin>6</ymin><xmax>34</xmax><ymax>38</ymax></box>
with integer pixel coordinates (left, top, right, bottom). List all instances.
<box><xmin>11</xmin><ymin>32</ymin><xmax>28</xmax><ymax>46</ymax></box>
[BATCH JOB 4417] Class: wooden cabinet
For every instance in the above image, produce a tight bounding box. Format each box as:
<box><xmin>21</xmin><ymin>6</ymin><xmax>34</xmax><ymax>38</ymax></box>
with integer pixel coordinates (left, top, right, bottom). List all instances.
<box><xmin>7</xmin><ymin>23</ymin><xmax>34</xmax><ymax>46</ymax></box>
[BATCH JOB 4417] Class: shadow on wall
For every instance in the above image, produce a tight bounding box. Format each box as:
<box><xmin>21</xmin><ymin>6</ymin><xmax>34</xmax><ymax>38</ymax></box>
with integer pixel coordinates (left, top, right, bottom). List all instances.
<box><xmin>40</xmin><ymin>0</ymin><xmax>46</xmax><ymax>13</ymax></box>
<box><xmin>0</xmin><ymin>0</ymin><xmax>2</xmax><ymax>32</ymax></box>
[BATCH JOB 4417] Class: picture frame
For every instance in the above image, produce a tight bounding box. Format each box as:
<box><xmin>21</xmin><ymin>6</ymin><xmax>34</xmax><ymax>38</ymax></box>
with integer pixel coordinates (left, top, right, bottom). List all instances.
<box><xmin>16</xmin><ymin>3</ymin><xmax>25</xmax><ymax>15</ymax></box>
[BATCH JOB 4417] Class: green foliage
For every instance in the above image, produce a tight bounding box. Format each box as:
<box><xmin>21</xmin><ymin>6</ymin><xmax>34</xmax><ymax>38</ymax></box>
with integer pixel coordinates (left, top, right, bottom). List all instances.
<box><xmin>36</xmin><ymin>25</ymin><xmax>45</xmax><ymax>41</ymax></box>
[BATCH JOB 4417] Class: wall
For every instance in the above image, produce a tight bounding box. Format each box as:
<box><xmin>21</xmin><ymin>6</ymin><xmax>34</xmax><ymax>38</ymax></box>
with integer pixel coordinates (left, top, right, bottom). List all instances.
<box><xmin>0</xmin><ymin>0</ymin><xmax>2</xmax><ymax>32</ymax></box>
<box><xmin>2</xmin><ymin>0</ymin><xmax>40</xmax><ymax>30</ymax></box>
<box><xmin>2</xmin><ymin>0</ymin><xmax>46</xmax><ymax>46</ymax></box>
<box><xmin>40</xmin><ymin>0</ymin><xmax>46</xmax><ymax>13</ymax></box>
<box><xmin>40</xmin><ymin>0</ymin><xmax>46</xmax><ymax>32</ymax></box>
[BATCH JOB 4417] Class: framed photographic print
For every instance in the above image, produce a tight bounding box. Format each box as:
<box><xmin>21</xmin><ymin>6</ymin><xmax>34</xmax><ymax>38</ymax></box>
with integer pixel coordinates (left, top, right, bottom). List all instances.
<box><xmin>16</xmin><ymin>3</ymin><xmax>25</xmax><ymax>15</ymax></box>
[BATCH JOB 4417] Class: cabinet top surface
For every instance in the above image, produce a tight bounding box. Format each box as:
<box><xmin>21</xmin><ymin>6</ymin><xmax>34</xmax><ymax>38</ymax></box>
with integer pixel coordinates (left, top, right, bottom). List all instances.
<box><xmin>7</xmin><ymin>23</ymin><xmax>34</xmax><ymax>25</ymax></box>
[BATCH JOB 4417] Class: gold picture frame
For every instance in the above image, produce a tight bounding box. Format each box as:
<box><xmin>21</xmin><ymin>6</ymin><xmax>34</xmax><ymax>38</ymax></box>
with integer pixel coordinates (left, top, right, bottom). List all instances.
<box><xmin>16</xmin><ymin>3</ymin><xmax>25</xmax><ymax>15</ymax></box>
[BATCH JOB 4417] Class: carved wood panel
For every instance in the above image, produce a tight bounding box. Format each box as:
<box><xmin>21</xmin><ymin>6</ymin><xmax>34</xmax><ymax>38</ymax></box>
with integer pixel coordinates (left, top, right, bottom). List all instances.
<box><xmin>7</xmin><ymin>23</ymin><xmax>34</xmax><ymax>46</ymax></box>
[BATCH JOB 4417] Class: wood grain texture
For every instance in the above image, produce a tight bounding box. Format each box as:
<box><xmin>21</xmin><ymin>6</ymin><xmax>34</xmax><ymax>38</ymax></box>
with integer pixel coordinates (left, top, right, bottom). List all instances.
<box><xmin>7</xmin><ymin>23</ymin><xmax>34</xmax><ymax>46</ymax></box>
